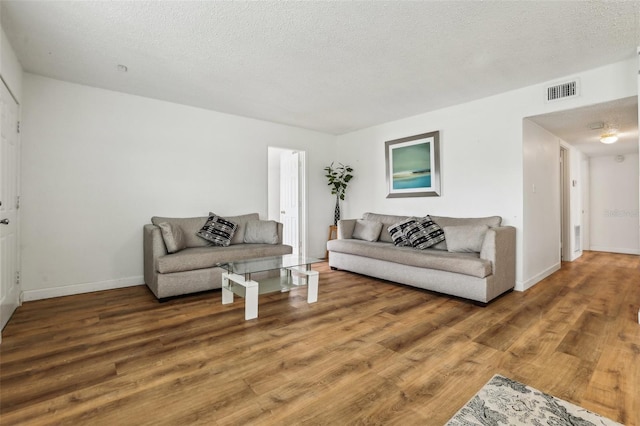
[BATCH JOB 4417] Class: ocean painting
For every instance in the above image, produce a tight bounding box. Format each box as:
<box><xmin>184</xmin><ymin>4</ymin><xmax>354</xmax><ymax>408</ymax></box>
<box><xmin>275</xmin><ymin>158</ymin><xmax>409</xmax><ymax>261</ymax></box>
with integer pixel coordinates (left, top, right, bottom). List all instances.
<box><xmin>385</xmin><ymin>131</ymin><xmax>440</xmax><ymax>198</ymax></box>
<box><xmin>391</xmin><ymin>141</ymin><xmax>431</xmax><ymax>190</ymax></box>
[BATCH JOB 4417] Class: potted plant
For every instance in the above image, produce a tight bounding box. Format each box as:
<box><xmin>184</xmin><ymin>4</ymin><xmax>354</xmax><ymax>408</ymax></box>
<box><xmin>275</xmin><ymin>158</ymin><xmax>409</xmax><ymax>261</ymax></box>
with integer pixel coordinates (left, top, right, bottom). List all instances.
<box><xmin>324</xmin><ymin>162</ymin><xmax>354</xmax><ymax>225</ymax></box>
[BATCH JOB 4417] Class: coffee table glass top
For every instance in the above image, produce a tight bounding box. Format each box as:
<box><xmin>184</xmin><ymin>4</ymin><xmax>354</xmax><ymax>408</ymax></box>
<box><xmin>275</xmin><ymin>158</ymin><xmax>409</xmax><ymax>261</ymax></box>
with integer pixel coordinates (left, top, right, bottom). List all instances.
<box><xmin>217</xmin><ymin>254</ymin><xmax>323</xmax><ymax>275</ymax></box>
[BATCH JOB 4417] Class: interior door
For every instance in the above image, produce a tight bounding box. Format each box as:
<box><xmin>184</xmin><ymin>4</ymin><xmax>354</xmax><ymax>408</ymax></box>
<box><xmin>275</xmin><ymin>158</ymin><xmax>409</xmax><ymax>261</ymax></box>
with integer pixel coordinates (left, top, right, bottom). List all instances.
<box><xmin>280</xmin><ymin>151</ymin><xmax>299</xmax><ymax>256</ymax></box>
<box><xmin>1</xmin><ymin>80</ymin><xmax>20</xmax><ymax>333</ymax></box>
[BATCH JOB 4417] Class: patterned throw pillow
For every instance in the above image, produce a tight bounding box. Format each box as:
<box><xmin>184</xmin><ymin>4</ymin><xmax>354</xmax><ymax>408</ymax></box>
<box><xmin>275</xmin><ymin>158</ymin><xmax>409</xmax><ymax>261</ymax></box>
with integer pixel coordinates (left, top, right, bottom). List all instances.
<box><xmin>402</xmin><ymin>216</ymin><xmax>445</xmax><ymax>250</ymax></box>
<box><xmin>388</xmin><ymin>218</ymin><xmax>417</xmax><ymax>246</ymax></box>
<box><xmin>196</xmin><ymin>213</ymin><xmax>238</xmax><ymax>247</ymax></box>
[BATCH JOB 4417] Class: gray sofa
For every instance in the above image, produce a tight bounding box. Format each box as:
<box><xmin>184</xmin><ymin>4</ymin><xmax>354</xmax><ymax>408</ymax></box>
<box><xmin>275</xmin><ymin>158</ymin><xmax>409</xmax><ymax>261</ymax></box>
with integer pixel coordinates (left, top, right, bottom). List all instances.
<box><xmin>144</xmin><ymin>213</ymin><xmax>292</xmax><ymax>300</ymax></box>
<box><xmin>326</xmin><ymin>212</ymin><xmax>516</xmax><ymax>304</ymax></box>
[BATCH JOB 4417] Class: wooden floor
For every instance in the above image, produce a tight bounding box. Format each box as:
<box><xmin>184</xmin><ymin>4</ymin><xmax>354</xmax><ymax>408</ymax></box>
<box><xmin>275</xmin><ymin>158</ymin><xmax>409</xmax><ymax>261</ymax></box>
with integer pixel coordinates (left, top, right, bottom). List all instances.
<box><xmin>1</xmin><ymin>251</ymin><xmax>639</xmax><ymax>425</ymax></box>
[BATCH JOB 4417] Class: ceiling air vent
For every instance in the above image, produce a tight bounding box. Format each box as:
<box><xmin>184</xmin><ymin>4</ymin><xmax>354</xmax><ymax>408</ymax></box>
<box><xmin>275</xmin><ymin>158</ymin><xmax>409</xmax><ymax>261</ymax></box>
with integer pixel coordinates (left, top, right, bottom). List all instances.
<box><xmin>545</xmin><ymin>79</ymin><xmax>579</xmax><ymax>103</ymax></box>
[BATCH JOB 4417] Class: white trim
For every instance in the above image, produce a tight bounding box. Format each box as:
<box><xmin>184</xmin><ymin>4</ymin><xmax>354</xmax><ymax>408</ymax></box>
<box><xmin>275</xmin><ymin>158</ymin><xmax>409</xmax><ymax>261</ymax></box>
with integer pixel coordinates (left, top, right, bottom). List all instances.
<box><xmin>568</xmin><ymin>250</ymin><xmax>583</xmax><ymax>262</ymax></box>
<box><xmin>516</xmin><ymin>262</ymin><xmax>561</xmax><ymax>292</ymax></box>
<box><xmin>21</xmin><ymin>276</ymin><xmax>144</xmax><ymax>301</ymax></box>
<box><xmin>589</xmin><ymin>247</ymin><xmax>640</xmax><ymax>256</ymax></box>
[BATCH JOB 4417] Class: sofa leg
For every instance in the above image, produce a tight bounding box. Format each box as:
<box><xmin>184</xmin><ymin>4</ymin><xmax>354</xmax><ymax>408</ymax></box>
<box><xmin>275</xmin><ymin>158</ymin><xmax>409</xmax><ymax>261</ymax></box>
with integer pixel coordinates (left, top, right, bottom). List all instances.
<box><xmin>330</xmin><ymin>267</ymin><xmax>338</xmax><ymax>270</ymax></box>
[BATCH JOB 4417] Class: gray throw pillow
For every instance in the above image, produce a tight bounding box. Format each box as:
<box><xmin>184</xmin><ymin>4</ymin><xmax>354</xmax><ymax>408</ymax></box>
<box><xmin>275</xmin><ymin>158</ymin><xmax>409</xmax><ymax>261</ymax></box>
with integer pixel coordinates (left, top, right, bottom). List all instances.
<box><xmin>352</xmin><ymin>219</ymin><xmax>383</xmax><ymax>242</ymax></box>
<box><xmin>157</xmin><ymin>222</ymin><xmax>187</xmax><ymax>253</ymax></box>
<box><xmin>244</xmin><ymin>220</ymin><xmax>279</xmax><ymax>244</ymax></box>
<box><xmin>151</xmin><ymin>216</ymin><xmax>209</xmax><ymax>248</ymax></box>
<box><xmin>388</xmin><ymin>218</ymin><xmax>417</xmax><ymax>246</ymax></box>
<box><xmin>430</xmin><ymin>215</ymin><xmax>501</xmax><ymax>250</ymax></box>
<box><xmin>402</xmin><ymin>216</ymin><xmax>445</xmax><ymax>250</ymax></box>
<box><xmin>196</xmin><ymin>213</ymin><xmax>238</xmax><ymax>247</ymax></box>
<box><xmin>443</xmin><ymin>225</ymin><xmax>489</xmax><ymax>253</ymax></box>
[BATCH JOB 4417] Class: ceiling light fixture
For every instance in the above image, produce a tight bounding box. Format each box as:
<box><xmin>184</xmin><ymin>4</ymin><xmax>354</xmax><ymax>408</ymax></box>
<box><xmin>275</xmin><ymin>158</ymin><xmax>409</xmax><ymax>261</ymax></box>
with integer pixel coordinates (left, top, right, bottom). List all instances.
<box><xmin>600</xmin><ymin>130</ymin><xmax>618</xmax><ymax>144</ymax></box>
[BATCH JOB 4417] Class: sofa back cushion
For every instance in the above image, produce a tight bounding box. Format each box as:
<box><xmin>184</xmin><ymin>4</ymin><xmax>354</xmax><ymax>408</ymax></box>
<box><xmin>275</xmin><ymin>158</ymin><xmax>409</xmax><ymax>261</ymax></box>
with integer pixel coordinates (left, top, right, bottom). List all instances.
<box><xmin>151</xmin><ymin>216</ymin><xmax>210</xmax><ymax>248</ymax></box>
<box><xmin>151</xmin><ymin>212</ymin><xmax>260</xmax><ymax>248</ymax></box>
<box><xmin>430</xmin><ymin>215</ymin><xmax>502</xmax><ymax>250</ymax></box>
<box><xmin>363</xmin><ymin>212</ymin><xmax>410</xmax><ymax>243</ymax></box>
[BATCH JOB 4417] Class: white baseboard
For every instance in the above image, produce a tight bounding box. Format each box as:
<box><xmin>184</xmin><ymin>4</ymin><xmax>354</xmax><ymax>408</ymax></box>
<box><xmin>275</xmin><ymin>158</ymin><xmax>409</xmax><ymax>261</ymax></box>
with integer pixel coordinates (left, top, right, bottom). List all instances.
<box><xmin>588</xmin><ymin>246</ymin><xmax>640</xmax><ymax>255</ymax></box>
<box><xmin>21</xmin><ymin>276</ymin><xmax>145</xmax><ymax>302</ymax></box>
<box><xmin>516</xmin><ymin>262</ymin><xmax>561</xmax><ymax>292</ymax></box>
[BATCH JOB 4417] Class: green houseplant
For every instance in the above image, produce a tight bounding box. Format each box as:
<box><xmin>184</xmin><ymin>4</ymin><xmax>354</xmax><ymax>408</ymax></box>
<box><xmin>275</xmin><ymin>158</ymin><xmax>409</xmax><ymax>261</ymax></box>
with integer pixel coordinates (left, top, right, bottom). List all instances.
<box><xmin>324</xmin><ymin>162</ymin><xmax>354</xmax><ymax>225</ymax></box>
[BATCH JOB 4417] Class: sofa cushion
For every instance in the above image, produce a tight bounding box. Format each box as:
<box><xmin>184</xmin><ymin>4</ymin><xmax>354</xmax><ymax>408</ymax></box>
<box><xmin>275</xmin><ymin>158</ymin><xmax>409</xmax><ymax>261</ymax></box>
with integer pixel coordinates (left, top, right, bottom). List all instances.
<box><xmin>158</xmin><ymin>222</ymin><xmax>187</xmax><ymax>253</ymax></box>
<box><xmin>352</xmin><ymin>219</ymin><xmax>383</xmax><ymax>242</ymax></box>
<box><xmin>151</xmin><ymin>216</ymin><xmax>209</xmax><ymax>248</ymax></box>
<box><xmin>326</xmin><ymin>239</ymin><xmax>491</xmax><ymax>278</ymax></box>
<box><xmin>211</xmin><ymin>212</ymin><xmax>260</xmax><ymax>245</ymax></box>
<box><xmin>197</xmin><ymin>214</ymin><xmax>238</xmax><ymax>246</ymax></box>
<box><xmin>402</xmin><ymin>216</ymin><xmax>445</xmax><ymax>250</ymax></box>
<box><xmin>244</xmin><ymin>220</ymin><xmax>279</xmax><ymax>244</ymax></box>
<box><xmin>363</xmin><ymin>212</ymin><xmax>410</xmax><ymax>243</ymax></box>
<box><xmin>443</xmin><ymin>225</ymin><xmax>489</xmax><ymax>253</ymax></box>
<box><xmin>431</xmin><ymin>215</ymin><xmax>502</xmax><ymax>250</ymax></box>
<box><xmin>157</xmin><ymin>244</ymin><xmax>293</xmax><ymax>274</ymax></box>
<box><xmin>388</xmin><ymin>218</ymin><xmax>417</xmax><ymax>246</ymax></box>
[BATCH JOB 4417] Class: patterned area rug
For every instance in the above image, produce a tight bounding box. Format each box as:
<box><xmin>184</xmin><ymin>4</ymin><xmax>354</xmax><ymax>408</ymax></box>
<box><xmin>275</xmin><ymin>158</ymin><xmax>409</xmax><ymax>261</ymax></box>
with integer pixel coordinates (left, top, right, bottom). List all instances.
<box><xmin>445</xmin><ymin>375</ymin><xmax>622</xmax><ymax>426</ymax></box>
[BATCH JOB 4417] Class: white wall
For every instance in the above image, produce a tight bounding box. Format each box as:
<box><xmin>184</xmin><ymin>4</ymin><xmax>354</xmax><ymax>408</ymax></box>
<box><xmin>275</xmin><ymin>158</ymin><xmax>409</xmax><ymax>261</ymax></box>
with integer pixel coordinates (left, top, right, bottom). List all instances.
<box><xmin>589</xmin><ymin>154</ymin><xmax>640</xmax><ymax>254</ymax></box>
<box><xmin>1</xmin><ymin>27</ymin><xmax>22</xmax><ymax>102</ymax></box>
<box><xmin>560</xmin><ymin>141</ymin><xmax>584</xmax><ymax>261</ymax></box>
<box><xmin>267</xmin><ymin>147</ymin><xmax>285</xmax><ymax>221</ymax></box>
<box><xmin>21</xmin><ymin>74</ymin><xmax>336</xmax><ymax>300</ymax></box>
<box><xmin>580</xmin><ymin>153</ymin><xmax>591</xmax><ymax>250</ymax></box>
<box><xmin>522</xmin><ymin>120</ymin><xmax>561</xmax><ymax>286</ymax></box>
<box><xmin>336</xmin><ymin>58</ymin><xmax>637</xmax><ymax>291</ymax></box>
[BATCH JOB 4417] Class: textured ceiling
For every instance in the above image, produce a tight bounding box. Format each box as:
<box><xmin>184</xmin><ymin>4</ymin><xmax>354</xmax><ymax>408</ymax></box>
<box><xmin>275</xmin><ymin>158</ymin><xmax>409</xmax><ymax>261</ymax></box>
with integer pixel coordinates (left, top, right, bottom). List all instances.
<box><xmin>529</xmin><ymin>97</ymin><xmax>639</xmax><ymax>157</ymax></box>
<box><xmin>1</xmin><ymin>1</ymin><xmax>640</xmax><ymax>135</ymax></box>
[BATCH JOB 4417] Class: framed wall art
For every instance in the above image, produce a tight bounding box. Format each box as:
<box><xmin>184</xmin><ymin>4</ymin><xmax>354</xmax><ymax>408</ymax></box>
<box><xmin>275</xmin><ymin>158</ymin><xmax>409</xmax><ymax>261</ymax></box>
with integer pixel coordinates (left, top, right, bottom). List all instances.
<box><xmin>385</xmin><ymin>131</ymin><xmax>440</xmax><ymax>198</ymax></box>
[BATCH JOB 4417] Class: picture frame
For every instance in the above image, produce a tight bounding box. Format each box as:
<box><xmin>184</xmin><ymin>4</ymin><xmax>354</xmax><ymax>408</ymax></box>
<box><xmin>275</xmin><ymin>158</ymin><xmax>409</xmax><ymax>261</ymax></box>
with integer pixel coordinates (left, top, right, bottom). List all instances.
<box><xmin>385</xmin><ymin>131</ymin><xmax>440</xmax><ymax>198</ymax></box>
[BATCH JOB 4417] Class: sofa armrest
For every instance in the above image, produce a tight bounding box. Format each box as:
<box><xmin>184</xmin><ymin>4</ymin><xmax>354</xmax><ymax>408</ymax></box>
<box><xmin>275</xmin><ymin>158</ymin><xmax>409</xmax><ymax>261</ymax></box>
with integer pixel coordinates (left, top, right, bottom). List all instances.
<box><xmin>337</xmin><ymin>219</ymin><xmax>357</xmax><ymax>239</ymax></box>
<box><xmin>143</xmin><ymin>224</ymin><xmax>167</xmax><ymax>294</ymax></box>
<box><xmin>480</xmin><ymin>226</ymin><xmax>516</xmax><ymax>291</ymax></box>
<box><xmin>277</xmin><ymin>222</ymin><xmax>284</xmax><ymax>244</ymax></box>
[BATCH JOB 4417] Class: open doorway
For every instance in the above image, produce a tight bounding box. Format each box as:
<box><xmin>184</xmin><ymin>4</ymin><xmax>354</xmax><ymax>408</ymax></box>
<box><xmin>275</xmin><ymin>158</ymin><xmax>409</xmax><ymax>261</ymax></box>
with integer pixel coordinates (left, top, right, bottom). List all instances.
<box><xmin>267</xmin><ymin>147</ymin><xmax>306</xmax><ymax>256</ymax></box>
<box><xmin>529</xmin><ymin>96</ymin><xmax>639</xmax><ymax>257</ymax></box>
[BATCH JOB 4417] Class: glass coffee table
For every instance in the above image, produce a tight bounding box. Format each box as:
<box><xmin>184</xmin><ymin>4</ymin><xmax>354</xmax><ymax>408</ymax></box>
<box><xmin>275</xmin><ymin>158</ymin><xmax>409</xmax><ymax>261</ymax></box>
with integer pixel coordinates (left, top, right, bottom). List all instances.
<box><xmin>218</xmin><ymin>255</ymin><xmax>323</xmax><ymax>320</ymax></box>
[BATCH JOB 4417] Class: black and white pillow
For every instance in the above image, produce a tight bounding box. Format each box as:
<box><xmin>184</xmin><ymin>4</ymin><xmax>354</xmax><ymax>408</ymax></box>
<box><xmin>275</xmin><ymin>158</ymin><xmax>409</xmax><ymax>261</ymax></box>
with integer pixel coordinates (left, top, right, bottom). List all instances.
<box><xmin>402</xmin><ymin>216</ymin><xmax>445</xmax><ymax>250</ymax></box>
<box><xmin>388</xmin><ymin>218</ymin><xmax>417</xmax><ymax>246</ymax></box>
<box><xmin>196</xmin><ymin>213</ymin><xmax>238</xmax><ymax>247</ymax></box>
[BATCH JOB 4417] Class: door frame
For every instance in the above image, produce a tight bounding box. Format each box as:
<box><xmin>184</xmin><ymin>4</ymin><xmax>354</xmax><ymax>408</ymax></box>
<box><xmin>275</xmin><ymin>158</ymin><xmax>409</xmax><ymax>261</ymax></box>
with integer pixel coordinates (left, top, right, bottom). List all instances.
<box><xmin>267</xmin><ymin>147</ymin><xmax>307</xmax><ymax>256</ymax></box>
<box><xmin>0</xmin><ymin>76</ymin><xmax>22</xmax><ymax>339</ymax></box>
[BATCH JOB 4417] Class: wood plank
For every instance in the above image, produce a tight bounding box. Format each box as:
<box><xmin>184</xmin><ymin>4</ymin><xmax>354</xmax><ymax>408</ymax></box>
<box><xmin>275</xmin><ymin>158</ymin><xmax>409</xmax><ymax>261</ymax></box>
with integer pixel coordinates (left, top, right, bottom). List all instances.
<box><xmin>0</xmin><ymin>252</ymin><xmax>637</xmax><ymax>425</ymax></box>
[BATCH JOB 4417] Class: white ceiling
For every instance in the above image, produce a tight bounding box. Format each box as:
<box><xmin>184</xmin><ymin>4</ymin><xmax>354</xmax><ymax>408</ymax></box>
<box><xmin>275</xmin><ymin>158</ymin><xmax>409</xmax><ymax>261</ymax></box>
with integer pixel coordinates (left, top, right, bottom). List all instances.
<box><xmin>529</xmin><ymin>97</ymin><xmax>639</xmax><ymax>157</ymax></box>
<box><xmin>1</xmin><ymin>1</ymin><xmax>640</xmax><ymax>135</ymax></box>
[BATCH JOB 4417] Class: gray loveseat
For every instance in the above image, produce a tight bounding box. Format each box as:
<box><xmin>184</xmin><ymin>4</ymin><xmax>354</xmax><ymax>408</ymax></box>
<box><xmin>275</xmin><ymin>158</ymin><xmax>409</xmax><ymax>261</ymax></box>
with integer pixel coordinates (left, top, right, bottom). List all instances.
<box><xmin>144</xmin><ymin>213</ymin><xmax>292</xmax><ymax>300</ymax></box>
<box><xmin>326</xmin><ymin>212</ymin><xmax>516</xmax><ymax>304</ymax></box>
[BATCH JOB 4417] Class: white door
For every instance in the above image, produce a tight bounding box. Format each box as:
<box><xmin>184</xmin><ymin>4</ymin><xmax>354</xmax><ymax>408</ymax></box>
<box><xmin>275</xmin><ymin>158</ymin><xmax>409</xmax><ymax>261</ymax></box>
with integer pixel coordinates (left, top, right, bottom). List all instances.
<box><xmin>280</xmin><ymin>151</ymin><xmax>300</xmax><ymax>256</ymax></box>
<box><xmin>1</xmin><ymin>80</ymin><xmax>20</xmax><ymax>333</ymax></box>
